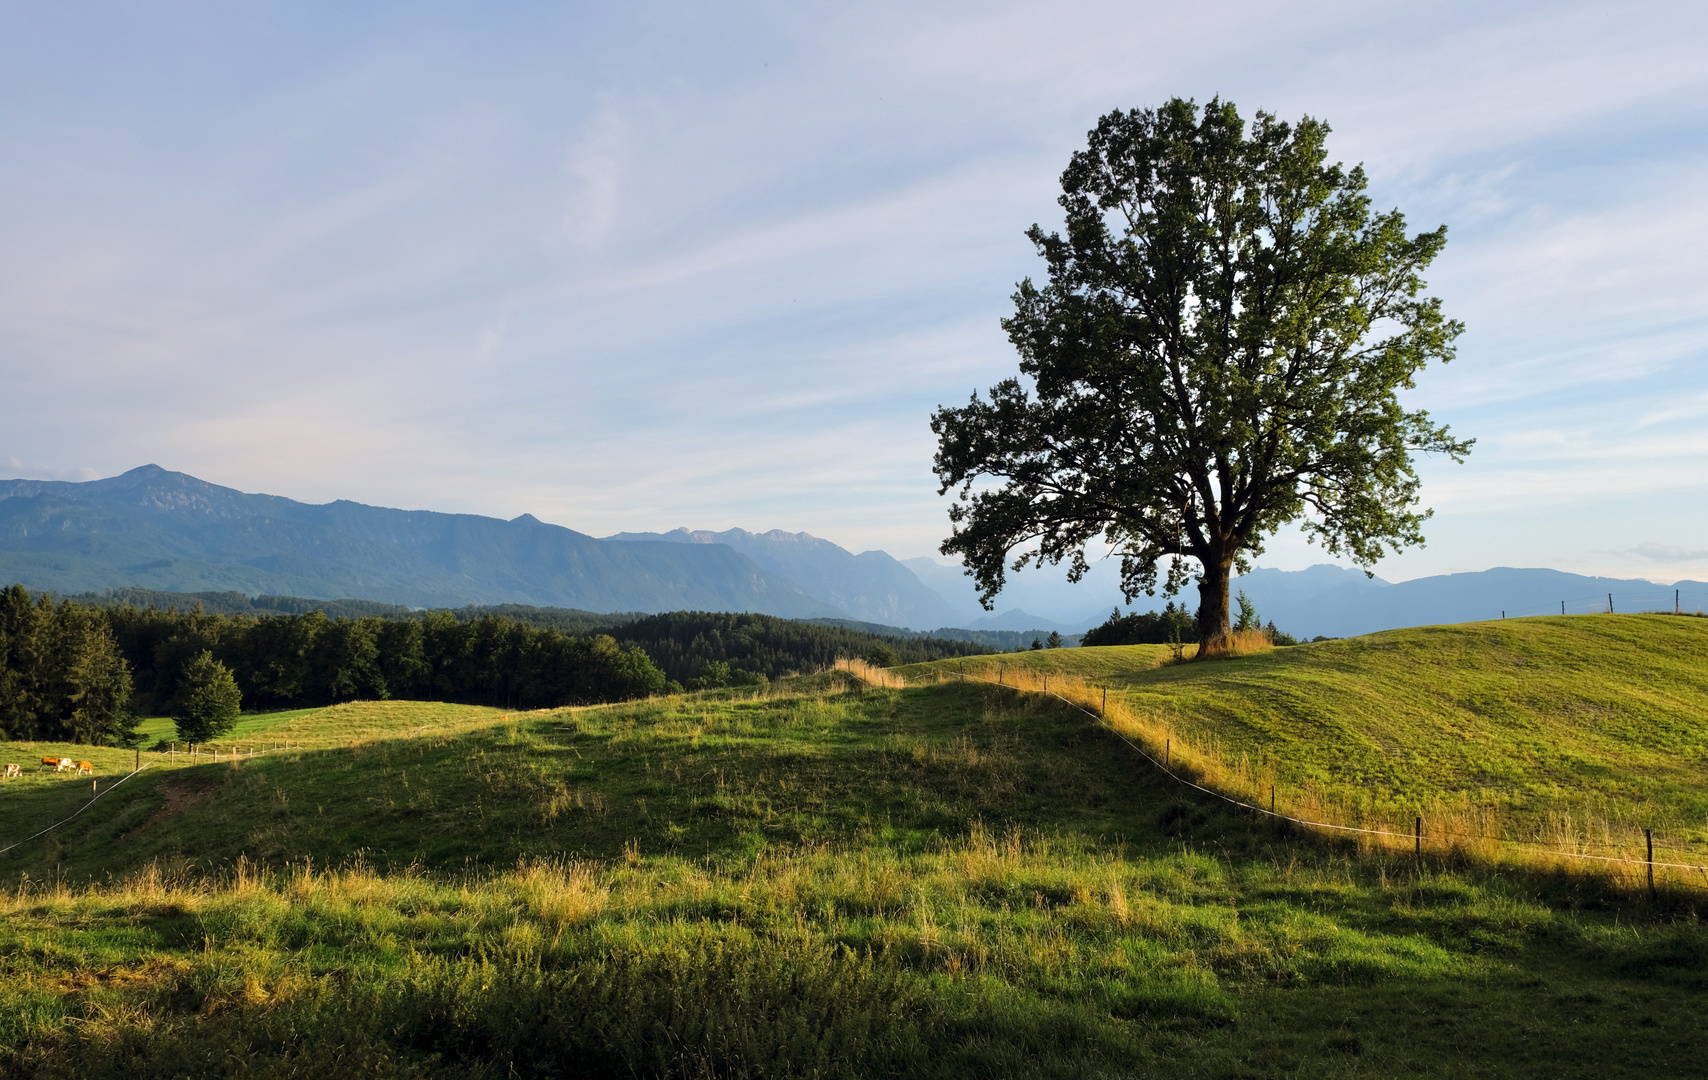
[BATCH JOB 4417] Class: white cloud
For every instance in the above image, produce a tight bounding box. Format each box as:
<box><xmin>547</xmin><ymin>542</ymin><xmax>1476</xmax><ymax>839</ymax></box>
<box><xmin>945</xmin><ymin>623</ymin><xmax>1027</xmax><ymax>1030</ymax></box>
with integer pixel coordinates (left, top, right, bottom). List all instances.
<box><xmin>0</xmin><ymin>0</ymin><xmax>1705</xmax><ymax>578</ymax></box>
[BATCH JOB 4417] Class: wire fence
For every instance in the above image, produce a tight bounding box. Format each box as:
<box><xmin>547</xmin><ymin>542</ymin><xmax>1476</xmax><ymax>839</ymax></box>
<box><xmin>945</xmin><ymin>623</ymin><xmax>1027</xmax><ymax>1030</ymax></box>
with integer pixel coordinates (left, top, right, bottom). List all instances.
<box><xmin>1496</xmin><ymin>587</ymin><xmax>1708</xmax><ymax>620</ymax></box>
<box><xmin>834</xmin><ymin>659</ymin><xmax>1708</xmax><ymax>897</ymax></box>
<box><xmin>0</xmin><ymin>742</ymin><xmax>298</xmax><ymax>858</ymax></box>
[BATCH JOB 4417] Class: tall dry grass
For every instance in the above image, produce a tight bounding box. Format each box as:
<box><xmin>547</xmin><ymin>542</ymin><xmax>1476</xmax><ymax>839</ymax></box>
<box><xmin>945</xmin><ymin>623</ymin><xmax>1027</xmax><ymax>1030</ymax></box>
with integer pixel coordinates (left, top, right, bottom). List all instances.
<box><xmin>833</xmin><ymin>657</ymin><xmax>910</xmax><ymax>689</ymax></box>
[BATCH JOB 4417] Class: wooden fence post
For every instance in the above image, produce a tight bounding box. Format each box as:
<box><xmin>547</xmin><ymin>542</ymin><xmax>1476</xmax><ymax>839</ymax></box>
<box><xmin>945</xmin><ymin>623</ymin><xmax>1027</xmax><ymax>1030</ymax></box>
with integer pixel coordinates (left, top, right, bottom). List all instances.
<box><xmin>1647</xmin><ymin>828</ymin><xmax>1656</xmax><ymax>901</ymax></box>
<box><xmin>1415</xmin><ymin>816</ymin><xmax>1422</xmax><ymax>858</ymax></box>
<box><xmin>1270</xmin><ymin>785</ymin><xmax>1276</xmax><ymax>815</ymax></box>
<box><xmin>1165</xmin><ymin>739</ymin><xmax>1170</xmax><ymax>770</ymax></box>
<box><xmin>1102</xmin><ymin>688</ymin><xmax>1107</xmax><ymax>715</ymax></box>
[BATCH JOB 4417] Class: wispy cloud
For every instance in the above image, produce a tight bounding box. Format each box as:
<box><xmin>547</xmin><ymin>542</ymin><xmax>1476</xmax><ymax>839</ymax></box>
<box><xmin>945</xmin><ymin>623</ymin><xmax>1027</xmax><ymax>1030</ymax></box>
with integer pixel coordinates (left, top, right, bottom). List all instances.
<box><xmin>0</xmin><ymin>0</ymin><xmax>1704</xmax><ymax>577</ymax></box>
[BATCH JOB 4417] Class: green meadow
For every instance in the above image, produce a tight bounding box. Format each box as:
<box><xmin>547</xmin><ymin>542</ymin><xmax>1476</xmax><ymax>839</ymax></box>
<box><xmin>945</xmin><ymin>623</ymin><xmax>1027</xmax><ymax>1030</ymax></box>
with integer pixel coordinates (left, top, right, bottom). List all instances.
<box><xmin>2</xmin><ymin>618</ymin><xmax>1706</xmax><ymax>1077</ymax></box>
<box><xmin>908</xmin><ymin>614</ymin><xmax>1708</xmax><ymax>861</ymax></box>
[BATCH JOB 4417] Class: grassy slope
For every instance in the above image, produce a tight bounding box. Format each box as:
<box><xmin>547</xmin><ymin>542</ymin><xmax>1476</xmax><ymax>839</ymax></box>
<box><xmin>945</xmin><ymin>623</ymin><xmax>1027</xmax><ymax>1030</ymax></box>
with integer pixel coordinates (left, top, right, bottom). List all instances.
<box><xmin>0</xmin><ymin>702</ymin><xmax>509</xmax><ymax>873</ymax></box>
<box><xmin>0</xmin><ymin>635</ymin><xmax>1705</xmax><ymax>1077</ymax></box>
<box><xmin>4</xmin><ymin>683</ymin><xmax>1172</xmax><ymax>880</ymax></box>
<box><xmin>908</xmin><ymin>615</ymin><xmax>1708</xmax><ymax>847</ymax></box>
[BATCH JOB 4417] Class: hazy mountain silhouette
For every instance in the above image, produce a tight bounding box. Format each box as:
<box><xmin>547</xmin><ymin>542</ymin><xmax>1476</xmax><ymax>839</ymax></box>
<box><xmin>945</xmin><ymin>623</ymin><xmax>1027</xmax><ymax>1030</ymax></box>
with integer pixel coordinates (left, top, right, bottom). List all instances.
<box><xmin>899</xmin><ymin>555</ymin><xmax>1123</xmax><ymax>630</ymax></box>
<box><xmin>7</xmin><ymin>468</ymin><xmax>1698</xmax><ymax>639</ymax></box>
<box><xmin>603</xmin><ymin>527</ymin><xmax>964</xmax><ymax>629</ymax></box>
<box><xmin>0</xmin><ymin>466</ymin><xmax>834</xmax><ymax>616</ymax></box>
<box><xmin>1232</xmin><ymin>564</ymin><xmax>1707</xmax><ymax>639</ymax></box>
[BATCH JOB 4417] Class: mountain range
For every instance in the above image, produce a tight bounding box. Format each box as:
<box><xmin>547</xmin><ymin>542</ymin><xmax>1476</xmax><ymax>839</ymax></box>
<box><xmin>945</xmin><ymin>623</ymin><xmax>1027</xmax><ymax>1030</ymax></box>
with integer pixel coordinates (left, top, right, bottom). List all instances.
<box><xmin>3</xmin><ymin>466</ymin><xmax>1703</xmax><ymax>640</ymax></box>
<box><xmin>1229</xmin><ymin>564</ymin><xmax>1708</xmax><ymax>640</ymax></box>
<box><xmin>0</xmin><ymin>466</ymin><xmax>834</xmax><ymax>616</ymax></box>
<box><xmin>602</xmin><ymin>527</ymin><xmax>964</xmax><ymax>629</ymax></box>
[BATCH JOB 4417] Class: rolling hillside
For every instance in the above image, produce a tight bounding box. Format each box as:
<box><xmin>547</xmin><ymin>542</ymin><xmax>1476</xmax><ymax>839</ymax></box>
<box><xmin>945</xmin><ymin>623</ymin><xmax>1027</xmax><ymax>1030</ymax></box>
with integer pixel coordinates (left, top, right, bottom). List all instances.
<box><xmin>4</xmin><ymin>618</ymin><xmax>1708</xmax><ymax>1077</ymax></box>
<box><xmin>903</xmin><ymin>614</ymin><xmax>1708</xmax><ymax>856</ymax></box>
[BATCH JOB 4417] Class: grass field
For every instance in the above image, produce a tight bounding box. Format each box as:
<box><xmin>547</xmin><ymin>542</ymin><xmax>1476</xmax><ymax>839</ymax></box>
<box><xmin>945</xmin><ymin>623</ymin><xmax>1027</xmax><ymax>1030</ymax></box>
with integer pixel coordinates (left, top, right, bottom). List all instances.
<box><xmin>2</xmin><ymin>622</ymin><xmax>1706</xmax><ymax>1077</ymax></box>
<box><xmin>904</xmin><ymin>614</ymin><xmax>1708</xmax><ymax>869</ymax></box>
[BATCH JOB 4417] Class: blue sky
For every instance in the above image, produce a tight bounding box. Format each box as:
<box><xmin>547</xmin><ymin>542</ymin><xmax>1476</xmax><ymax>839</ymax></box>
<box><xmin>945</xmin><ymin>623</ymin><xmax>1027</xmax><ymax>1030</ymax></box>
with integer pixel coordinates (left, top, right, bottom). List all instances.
<box><xmin>2</xmin><ymin>1</ymin><xmax>1706</xmax><ymax>587</ymax></box>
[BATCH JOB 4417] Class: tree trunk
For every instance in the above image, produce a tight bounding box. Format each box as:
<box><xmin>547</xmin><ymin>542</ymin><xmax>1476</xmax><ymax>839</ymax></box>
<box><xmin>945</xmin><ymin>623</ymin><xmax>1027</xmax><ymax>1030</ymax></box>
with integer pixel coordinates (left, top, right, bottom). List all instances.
<box><xmin>1195</xmin><ymin>554</ymin><xmax>1234</xmax><ymax>657</ymax></box>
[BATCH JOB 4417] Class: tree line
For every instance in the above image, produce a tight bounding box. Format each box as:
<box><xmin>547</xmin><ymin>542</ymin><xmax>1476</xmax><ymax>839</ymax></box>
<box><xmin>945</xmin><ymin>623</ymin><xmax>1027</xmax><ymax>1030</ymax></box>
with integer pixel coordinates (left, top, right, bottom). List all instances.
<box><xmin>1080</xmin><ymin>594</ymin><xmax>1299</xmax><ymax>648</ymax></box>
<box><xmin>0</xmin><ymin>585</ymin><xmax>670</xmax><ymax>745</ymax></box>
<box><xmin>104</xmin><ymin>603</ymin><xmax>670</xmax><ymax>718</ymax></box>
<box><xmin>1079</xmin><ymin>603</ymin><xmax>1198</xmax><ymax>647</ymax></box>
<box><xmin>0</xmin><ymin>587</ymin><xmax>994</xmax><ymax>746</ymax></box>
<box><xmin>0</xmin><ymin>585</ymin><xmax>135</xmax><ymax>746</ymax></box>
<box><xmin>66</xmin><ymin>588</ymin><xmax>640</xmax><ymax>634</ymax></box>
<box><xmin>597</xmin><ymin>611</ymin><xmax>990</xmax><ymax>684</ymax></box>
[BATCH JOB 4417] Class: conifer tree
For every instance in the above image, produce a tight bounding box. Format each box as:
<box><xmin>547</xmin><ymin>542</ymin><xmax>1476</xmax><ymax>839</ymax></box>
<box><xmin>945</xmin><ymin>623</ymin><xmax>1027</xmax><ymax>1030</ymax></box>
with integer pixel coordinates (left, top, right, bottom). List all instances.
<box><xmin>64</xmin><ymin>617</ymin><xmax>137</xmax><ymax>746</ymax></box>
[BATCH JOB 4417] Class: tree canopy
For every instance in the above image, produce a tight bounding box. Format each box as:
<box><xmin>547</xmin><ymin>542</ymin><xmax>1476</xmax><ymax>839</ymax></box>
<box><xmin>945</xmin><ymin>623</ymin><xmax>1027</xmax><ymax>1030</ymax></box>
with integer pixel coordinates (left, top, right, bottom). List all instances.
<box><xmin>171</xmin><ymin>650</ymin><xmax>242</xmax><ymax>744</ymax></box>
<box><xmin>1080</xmin><ymin>603</ymin><xmax>1196</xmax><ymax>648</ymax></box>
<box><xmin>933</xmin><ymin>97</ymin><xmax>1470</xmax><ymax>653</ymax></box>
<box><xmin>0</xmin><ymin>585</ymin><xmax>138</xmax><ymax>746</ymax></box>
<box><xmin>1</xmin><ymin>589</ymin><xmax>989</xmax><ymax>743</ymax></box>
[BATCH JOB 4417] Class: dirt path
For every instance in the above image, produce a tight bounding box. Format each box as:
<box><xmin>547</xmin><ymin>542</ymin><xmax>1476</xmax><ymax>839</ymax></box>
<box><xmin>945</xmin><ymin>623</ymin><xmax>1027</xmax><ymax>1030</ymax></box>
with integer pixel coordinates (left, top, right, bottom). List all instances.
<box><xmin>124</xmin><ymin>776</ymin><xmax>222</xmax><ymax>838</ymax></box>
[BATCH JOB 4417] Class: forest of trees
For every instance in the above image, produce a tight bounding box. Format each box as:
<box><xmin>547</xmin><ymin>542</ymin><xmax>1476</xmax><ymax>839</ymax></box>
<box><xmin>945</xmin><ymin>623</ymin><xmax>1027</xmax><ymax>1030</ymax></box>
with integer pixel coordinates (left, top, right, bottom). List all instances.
<box><xmin>1079</xmin><ymin>603</ymin><xmax>1199</xmax><ymax>647</ymax></box>
<box><xmin>102</xmin><ymin>604</ymin><xmax>670</xmax><ymax>718</ymax></box>
<box><xmin>0</xmin><ymin>585</ymin><xmax>135</xmax><ymax>745</ymax></box>
<box><xmin>0</xmin><ymin>585</ymin><xmax>669</xmax><ymax>745</ymax></box>
<box><xmin>0</xmin><ymin>587</ymin><xmax>993</xmax><ymax>746</ymax></box>
<box><xmin>802</xmin><ymin>618</ymin><xmax>1081</xmax><ymax>651</ymax></box>
<box><xmin>68</xmin><ymin>588</ymin><xmax>640</xmax><ymax>632</ymax></box>
<box><xmin>1079</xmin><ymin>596</ymin><xmax>1298</xmax><ymax>648</ymax></box>
<box><xmin>592</xmin><ymin>611</ymin><xmax>989</xmax><ymax>683</ymax></box>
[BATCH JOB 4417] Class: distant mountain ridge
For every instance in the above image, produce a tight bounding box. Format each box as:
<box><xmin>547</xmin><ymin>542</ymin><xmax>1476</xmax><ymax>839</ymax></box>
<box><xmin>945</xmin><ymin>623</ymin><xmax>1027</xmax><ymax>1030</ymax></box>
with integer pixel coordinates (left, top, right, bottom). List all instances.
<box><xmin>0</xmin><ymin>466</ymin><xmax>834</xmax><ymax>616</ymax></box>
<box><xmin>898</xmin><ymin>555</ymin><xmax>1113</xmax><ymax>631</ymax></box>
<box><xmin>5</xmin><ymin>467</ymin><xmax>1700</xmax><ymax>641</ymax></box>
<box><xmin>603</xmin><ymin>527</ymin><xmax>963</xmax><ymax>629</ymax></box>
<box><xmin>1231</xmin><ymin>564</ymin><xmax>1708</xmax><ymax>640</ymax></box>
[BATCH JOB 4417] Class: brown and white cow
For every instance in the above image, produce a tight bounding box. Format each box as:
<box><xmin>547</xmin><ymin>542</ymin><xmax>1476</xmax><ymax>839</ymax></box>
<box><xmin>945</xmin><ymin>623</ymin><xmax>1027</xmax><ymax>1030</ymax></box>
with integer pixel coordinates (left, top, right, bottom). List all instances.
<box><xmin>41</xmin><ymin>756</ymin><xmax>73</xmax><ymax>772</ymax></box>
<box><xmin>76</xmin><ymin>761</ymin><xmax>94</xmax><ymax>775</ymax></box>
<box><xmin>3</xmin><ymin>763</ymin><xmax>20</xmax><ymax>779</ymax></box>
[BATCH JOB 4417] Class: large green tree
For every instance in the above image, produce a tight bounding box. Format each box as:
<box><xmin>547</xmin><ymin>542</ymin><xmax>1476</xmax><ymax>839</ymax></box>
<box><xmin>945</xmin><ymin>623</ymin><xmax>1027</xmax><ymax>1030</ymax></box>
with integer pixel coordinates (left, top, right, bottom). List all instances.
<box><xmin>933</xmin><ymin>97</ymin><xmax>1471</xmax><ymax>654</ymax></box>
<box><xmin>171</xmin><ymin>650</ymin><xmax>242</xmax><ymax>743</ymax></box>
<box><xmin>62</xmin><ymin>615</ymin><xmax>137</xmax><ymax>746</ymax></box>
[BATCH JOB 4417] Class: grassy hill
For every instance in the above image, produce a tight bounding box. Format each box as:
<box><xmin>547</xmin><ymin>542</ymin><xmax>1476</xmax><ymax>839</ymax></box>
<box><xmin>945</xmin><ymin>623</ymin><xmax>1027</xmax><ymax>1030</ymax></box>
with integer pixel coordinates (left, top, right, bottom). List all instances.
<box><xmin>904</xmin><ymin>614</ymin><xmax>1708</xmax><ymax>864</ymax></box>
<box><xmin>2</xmin><ymin>619</ymin><xmax>1707</xmax><ymax>1077</ymax></box>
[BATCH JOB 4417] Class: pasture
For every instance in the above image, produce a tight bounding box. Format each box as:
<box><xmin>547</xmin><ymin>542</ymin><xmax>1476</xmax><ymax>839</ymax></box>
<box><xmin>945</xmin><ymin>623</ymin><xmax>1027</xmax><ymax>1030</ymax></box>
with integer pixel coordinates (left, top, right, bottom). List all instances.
<box><xmin>904</xmin><ymin>614</ymin><xmax>1708</xmax><ymax>868</ymax></box>
<box><xmin>1</xmin><ymin>621</ymin><xmax>1706</xmax><ymax>1077</ymax></box>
